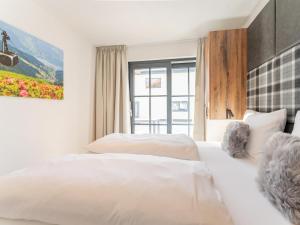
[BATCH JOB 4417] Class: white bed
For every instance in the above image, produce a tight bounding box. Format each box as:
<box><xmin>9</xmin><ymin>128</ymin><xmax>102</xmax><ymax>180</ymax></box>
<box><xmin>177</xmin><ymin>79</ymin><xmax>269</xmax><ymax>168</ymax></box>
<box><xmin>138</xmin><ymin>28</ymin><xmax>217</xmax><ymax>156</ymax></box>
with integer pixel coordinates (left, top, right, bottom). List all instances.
<box><xmin>0</xmin><ymin>153</ymin><xmax>231</xmax><ymax>225</ymax></box>
<box><xmin>0</xmin><ymin>142</ymin><xmax>291</xmax><ymax>225</ymax></box>
<box><xmin>197</xmin><ymin>141</ymin><xmax>291</xmax><ymax>225</ymax></box>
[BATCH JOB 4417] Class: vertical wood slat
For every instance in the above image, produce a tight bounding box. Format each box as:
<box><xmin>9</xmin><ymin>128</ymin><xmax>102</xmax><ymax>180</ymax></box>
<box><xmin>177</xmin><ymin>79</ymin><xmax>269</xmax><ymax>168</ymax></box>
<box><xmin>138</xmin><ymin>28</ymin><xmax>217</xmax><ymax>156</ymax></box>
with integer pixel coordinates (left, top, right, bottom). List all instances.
<box><xmin>208</xmin><ymin>29</ymin><xmax>247</xmax><ymax>120</ymax></box>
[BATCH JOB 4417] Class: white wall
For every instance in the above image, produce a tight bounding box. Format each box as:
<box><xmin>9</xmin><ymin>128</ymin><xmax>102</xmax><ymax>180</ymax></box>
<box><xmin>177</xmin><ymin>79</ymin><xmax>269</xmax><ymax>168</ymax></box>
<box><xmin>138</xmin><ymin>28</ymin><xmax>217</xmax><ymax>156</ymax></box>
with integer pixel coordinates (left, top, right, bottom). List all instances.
<box><xmin>128</xmin><ymin>39</ymin><xmax>198</xmax><ymax>62</ymax></box>
<box><xmin>0</xmin><ymin>0</ymin><xmax>96</xmax><ymax>175</ymax></box>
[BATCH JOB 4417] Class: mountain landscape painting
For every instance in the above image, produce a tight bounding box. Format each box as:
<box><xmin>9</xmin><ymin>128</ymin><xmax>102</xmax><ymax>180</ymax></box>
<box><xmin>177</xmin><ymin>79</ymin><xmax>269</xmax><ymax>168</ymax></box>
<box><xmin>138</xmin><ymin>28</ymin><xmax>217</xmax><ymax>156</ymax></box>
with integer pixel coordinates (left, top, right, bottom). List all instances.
<box><xmin>0</xmin><ymin>20</ymin><xmax>63</xmax><ymax>100</ymax></box>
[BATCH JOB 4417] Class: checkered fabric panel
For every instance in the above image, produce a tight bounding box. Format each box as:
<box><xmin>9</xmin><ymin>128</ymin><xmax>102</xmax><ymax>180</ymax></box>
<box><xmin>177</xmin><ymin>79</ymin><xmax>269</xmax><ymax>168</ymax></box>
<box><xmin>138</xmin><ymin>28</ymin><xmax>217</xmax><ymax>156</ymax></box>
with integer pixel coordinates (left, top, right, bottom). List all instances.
<box><xmin>247</xmin><ymin>44</ymin><xmax>300</xmax><ymax>123</ymax></box>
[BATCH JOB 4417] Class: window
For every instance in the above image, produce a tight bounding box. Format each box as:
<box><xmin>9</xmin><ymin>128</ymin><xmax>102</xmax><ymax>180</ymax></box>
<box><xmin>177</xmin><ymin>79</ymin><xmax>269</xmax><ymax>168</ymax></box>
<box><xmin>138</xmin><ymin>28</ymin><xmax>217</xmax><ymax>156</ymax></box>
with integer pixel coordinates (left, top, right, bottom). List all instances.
<box><xmin>134</xmin><ymin>102</ymin><xmax>140</xmax><ymax>118</ymax></box>
<box><xmin>172</xmin><ymin>101</ymin><xmax>188</xmax><ymax>112</ymax></box>
<box><xmin>129</xmin><ymin>59</ymin><xmax>196</xmax><ymax>136</ymax></box>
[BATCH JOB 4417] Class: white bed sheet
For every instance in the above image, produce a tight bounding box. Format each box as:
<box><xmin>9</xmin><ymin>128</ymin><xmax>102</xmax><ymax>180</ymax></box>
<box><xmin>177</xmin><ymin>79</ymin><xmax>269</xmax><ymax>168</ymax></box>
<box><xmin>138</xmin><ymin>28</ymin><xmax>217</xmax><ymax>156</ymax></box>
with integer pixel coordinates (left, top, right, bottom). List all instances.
<box><xmin>197</xmin><ymin>141</ymin><xmax>291</xmax><ymax>225</ymax></box>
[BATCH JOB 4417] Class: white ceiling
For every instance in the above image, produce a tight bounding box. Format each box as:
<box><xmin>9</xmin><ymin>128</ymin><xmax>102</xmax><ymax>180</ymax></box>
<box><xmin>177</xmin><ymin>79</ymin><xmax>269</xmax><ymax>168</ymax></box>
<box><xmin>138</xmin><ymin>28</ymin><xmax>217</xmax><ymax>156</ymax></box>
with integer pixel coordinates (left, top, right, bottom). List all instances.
<box><xmin>36</xmin><ymin>0</ymin><xmax>261</xmax><ymax>46</ymax></box>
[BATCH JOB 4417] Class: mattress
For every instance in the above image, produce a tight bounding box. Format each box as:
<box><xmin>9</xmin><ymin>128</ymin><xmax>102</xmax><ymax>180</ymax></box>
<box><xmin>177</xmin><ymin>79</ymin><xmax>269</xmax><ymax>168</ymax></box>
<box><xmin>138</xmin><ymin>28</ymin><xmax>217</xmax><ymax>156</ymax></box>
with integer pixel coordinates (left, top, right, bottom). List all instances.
<box><xmin>197</xmin><ymin>141</ymin><xmax>291</xmax><ymax>225</ymax></box>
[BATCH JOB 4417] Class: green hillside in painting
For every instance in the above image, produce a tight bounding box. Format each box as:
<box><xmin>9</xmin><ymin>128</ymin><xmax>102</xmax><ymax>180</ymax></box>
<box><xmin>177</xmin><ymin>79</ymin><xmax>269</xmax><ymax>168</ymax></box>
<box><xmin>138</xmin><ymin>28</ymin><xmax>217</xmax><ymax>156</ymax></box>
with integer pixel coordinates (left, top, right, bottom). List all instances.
<box><xmin>0</xmin><ymin>47</ymin><xmax>63</xmax><ymax>99</ymax></box>
<box><xmin>0</xmin><ymin>46</ymin><xmax>63</xmax><ymax>85</ymax></box>
<box><xmin>0</xmin><ymin>19</ymin><xmax>64</xmax><ymax>100</ymax></box>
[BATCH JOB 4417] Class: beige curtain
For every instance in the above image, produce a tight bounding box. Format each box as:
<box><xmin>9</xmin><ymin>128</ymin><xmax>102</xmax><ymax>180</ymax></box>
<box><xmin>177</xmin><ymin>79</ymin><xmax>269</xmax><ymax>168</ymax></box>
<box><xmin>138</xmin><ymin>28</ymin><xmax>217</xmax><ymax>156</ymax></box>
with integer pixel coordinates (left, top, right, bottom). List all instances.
<box><xmin>193</xmin><ymin>38</ymin><xmax>208</xmax><ymax>141</ymax></box>
<box><xmin>95</xmin><ymin>45</ymin><xmax>130</xmax><ymax>139</ymax></box>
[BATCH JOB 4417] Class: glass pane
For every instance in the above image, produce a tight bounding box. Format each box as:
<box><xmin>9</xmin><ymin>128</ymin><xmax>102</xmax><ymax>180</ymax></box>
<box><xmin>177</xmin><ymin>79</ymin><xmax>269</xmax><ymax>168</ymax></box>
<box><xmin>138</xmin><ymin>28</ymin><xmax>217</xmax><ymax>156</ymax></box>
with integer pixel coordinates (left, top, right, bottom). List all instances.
<box><xmin>151</xmin><ymin>97</ymin><xmax>167</xmax><ymax>125</ymax></box>
<box><xmin>151</xmin><ymin>125</ymin><xmax>167</xmax><ymax>134</ymax></box>
<box><xmin>172</xmin><ymin>125</ymin><xmax>189</xmax><ymax>136</ymax></box>
<box><xmin>134</xmin><ymin>125</ymin><xmax>150</xmax><ymax>134</ymax></box>
<box><xmin>172</xmin><ymin>68</ymin><xmax>188</xmax><ymax>95</ymax></box>
<box><xmin>190</xmin><ymin>97</ymin><xmax>195</xmax><ymax>124</ymax></box>
<box><xmin>134</xmin><ymin>68</ymin><xmax>149</xmax><ymax>96</ymax></box>
<box><xmin>189</xmin><ymin>67</ymin><xmax>196</xmax><ymax>95</ymax></box>
<box><xmin>172</xmin><ymin>97</ymin><xmax>189</xmax><ymax>124</ymax></box>
<box><xmin>134</xmin><ymin>97</ymin><xmax>149</xmax><ymax>124</ymax></box>
<box><xmin>150</xmin><ymin>68</ymin><xmax>167</xmax><ymax>96</ymax></box>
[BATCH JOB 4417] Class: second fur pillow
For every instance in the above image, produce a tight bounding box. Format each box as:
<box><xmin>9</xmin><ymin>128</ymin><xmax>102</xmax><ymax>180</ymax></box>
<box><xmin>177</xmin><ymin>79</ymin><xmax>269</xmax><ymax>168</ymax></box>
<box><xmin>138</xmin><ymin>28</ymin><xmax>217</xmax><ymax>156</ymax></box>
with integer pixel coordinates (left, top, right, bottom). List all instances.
<box><xmin>257</xmin><ymin>132</ymin><xmax>300</xmax><ymax>225</ymax></box>
<box><xmin>222</xmin><ymin>121</ymin><xmax>250</xmax><ymax>158</ymax></box>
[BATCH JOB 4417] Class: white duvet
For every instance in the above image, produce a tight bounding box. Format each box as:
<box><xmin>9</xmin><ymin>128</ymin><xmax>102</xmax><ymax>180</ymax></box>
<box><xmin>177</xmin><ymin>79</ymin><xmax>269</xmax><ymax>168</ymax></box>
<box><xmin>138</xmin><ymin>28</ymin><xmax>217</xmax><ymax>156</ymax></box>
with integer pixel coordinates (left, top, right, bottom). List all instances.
<box><xmin>86</xmin><ymin>133</ymin><xmax>200</xmax><ymax>160</ymax></box>
<box><xmin>0</xmin><ymin>153</ymin><xmax>232</xmax><ymax>225</ymax></box>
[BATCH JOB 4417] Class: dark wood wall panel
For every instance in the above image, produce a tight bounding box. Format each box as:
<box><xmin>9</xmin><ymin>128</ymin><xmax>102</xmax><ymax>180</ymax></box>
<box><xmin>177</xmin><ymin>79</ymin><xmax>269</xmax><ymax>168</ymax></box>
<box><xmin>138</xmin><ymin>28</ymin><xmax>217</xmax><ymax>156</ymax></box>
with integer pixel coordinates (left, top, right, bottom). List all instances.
<box><xmin>276</xmin><ymin>0</ymin><xmax>300</xmax><ymax>54</ymax></box>
<box><xmin>209</xmin><ymin>31</ymin><xmax>227</xmax><ymax>119</ymax></box>
<box><xmin>209</xmin><ymin>29</ymin><xmax>247</xmax><ymax>120</ymax></box>
<box><xmin>247</xmin><ymin>0</ymin><xmax>275</xmax><ymax>71</ymax></box>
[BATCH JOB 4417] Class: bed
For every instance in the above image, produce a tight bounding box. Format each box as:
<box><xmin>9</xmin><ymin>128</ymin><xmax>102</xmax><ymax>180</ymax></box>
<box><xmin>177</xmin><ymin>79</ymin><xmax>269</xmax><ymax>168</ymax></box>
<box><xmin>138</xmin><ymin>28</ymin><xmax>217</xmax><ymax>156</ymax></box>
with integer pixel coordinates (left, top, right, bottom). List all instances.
<box><xmin>0</xmin><ymin>140</ymin><xmax>291</xmax><ymax>225</ymax></box>
<box><xmin>197</xmin><ymin>141</ymin><xmax>291</xmax><ymax>225</ymax></box>
<box><xmin>0</xmin><ymin>151</ymin><xmax>232</xmax><ymax>225</ymax></box>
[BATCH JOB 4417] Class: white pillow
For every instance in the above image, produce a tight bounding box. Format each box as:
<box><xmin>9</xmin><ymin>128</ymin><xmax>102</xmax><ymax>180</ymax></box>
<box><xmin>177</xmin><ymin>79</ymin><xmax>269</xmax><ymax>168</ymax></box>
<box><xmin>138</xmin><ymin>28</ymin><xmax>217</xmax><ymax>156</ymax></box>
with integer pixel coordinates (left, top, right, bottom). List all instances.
<box><xmin>244</xmin><ymin>109</ymin><xmax>287</xmax><ymax>163</ymax></box>
<box><xmin>292</xmin><ymin>111</ymin><xmax>300</xmax><ymax>137</ymax></box>
<box><xmin>86</xmin><ymin>133</ymin><xmax>200</xmax><ymax>160</ymax></box>
<box><xmin>243</xmin><ymin>110</ymin><xmax>263</xmax><ymax>121</ymax></box>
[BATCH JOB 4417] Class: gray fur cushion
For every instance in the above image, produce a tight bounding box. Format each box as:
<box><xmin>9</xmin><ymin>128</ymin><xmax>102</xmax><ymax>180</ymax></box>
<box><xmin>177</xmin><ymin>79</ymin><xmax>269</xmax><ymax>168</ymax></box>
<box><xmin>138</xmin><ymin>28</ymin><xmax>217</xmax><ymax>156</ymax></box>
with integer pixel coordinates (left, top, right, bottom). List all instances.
<box><xmin>221</xmin><ymin>121</ymin><xmax>250</xmax><ymax>158</ymax></box>
<box><xmin>257</xmin><ymin>132</ymin><xmax>300</xmax><ymax>225</ymax></box>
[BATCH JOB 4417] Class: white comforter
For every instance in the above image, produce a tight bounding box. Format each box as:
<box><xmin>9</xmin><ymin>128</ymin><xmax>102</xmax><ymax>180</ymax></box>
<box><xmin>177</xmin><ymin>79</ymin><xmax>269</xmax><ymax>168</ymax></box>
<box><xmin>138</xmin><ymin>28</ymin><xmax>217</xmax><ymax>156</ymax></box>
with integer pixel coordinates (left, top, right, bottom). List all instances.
<box><xmin>86</xmin><ymin>133</ymin><xmax>200</xmax><ymax>160</ymax></box>
<box><xmin>0</xmin><ymin>153</ymin><xmax>232</xmax><ymax>225</ymax></box>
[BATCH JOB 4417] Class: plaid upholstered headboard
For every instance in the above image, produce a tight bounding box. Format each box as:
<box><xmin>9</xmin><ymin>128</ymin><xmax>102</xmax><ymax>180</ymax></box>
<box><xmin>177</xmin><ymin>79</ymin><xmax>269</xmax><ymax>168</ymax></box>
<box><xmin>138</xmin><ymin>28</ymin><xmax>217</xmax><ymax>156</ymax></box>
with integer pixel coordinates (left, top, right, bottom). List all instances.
<box><xmin>247</xmin><ymin>43</ymin><xmax>300</xmax><ymax>132</ymax></box>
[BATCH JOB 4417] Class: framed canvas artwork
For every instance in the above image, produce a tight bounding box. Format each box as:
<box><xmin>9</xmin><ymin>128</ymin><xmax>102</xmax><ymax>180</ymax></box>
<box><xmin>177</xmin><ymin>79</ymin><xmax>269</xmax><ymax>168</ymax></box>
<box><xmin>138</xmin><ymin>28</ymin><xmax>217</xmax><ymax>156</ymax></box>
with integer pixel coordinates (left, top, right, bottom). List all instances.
<box><xmin>0</xmin><ymin>20</ymin><xmax>64</xmax><ymax>100</ymax></box>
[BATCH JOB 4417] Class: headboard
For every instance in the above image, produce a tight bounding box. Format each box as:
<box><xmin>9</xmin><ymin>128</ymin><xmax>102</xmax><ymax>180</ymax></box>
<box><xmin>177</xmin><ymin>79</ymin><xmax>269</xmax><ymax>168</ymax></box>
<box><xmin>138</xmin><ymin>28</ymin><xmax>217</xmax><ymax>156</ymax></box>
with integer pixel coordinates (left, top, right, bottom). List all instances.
<box><xmin>247</xmin><ymin>0</ymin><xmax>300</xmax><ymax>133</ymax></box>
<box><xmin>247</xmin><ymin>43</ymin><xmax>300</xmax><ymax>132</ymax></box>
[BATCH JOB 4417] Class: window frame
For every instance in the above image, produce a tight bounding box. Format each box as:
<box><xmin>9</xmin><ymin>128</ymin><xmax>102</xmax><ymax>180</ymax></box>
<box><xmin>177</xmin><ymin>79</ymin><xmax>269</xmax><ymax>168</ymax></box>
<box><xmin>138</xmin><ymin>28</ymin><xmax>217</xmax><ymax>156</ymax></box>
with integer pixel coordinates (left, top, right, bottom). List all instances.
<box><xmin>129</xmin><ymin>58</ymin><xmax>196</xmax><ymax>135</ymax></box>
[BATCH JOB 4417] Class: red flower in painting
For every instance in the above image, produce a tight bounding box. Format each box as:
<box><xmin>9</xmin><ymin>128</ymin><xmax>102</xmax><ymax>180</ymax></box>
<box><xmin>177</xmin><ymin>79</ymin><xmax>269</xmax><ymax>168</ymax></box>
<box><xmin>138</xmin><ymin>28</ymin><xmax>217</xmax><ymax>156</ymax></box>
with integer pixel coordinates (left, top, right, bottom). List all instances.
<box><xmin>0</xmin><ymin>71</ymin><xmax>64</xmax><ymax>100</ymax></box>
<box><xmin>50</xmin><ymin>92</ymin><xmax>57</xmax><ymax>99</ymax></box>
<box><xmin>6</xmin><ymin>78</ymin><xmax>14</xmax><ymax>84</ymax></box>
<box><xmin>19</xmin><ymin>80</ymin><xmax>27</xmax><ymax>90</ymax></box>
<box><xmin>19</xmin><ymin>90</ymin><xmax>29</xmax><ymax>97</ymax></box>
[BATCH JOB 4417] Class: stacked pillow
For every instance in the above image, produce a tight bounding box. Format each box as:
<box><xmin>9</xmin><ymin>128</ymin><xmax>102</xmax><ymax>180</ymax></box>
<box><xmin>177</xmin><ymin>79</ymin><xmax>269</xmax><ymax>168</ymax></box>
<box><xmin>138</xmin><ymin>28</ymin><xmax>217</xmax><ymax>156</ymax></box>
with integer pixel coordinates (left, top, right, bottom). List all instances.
<box><xmin>257</xmin><ymin>131</ymin><xmax>300</xmax><ymax>224</ymax></box>
<box><xmin>292</xmin><ymin>111</ymin><xmax>300</xmax><ymax>137</ymax></box>
<box><xmin>255</xmin><ymin>110</ymin><xmax>300</xmax><ymax>225</ymax></box>
<box><xmin>222</xmin><ymin>109</ymin><xmax>287</xmax><ymax>162</ymax></box>
<box><xmin>222</xmin><ymin>109</ymin><xmax>300</xmax><ymax>224</ymax></box>
<box><xmin>221</xmin><ymin>121</ymin><xmax>250</xmax><ymax>158</ymax></box>
<box><xmin>243</xmin><ymin>109</ymin><xmax>287</xmax><ymax>163</ymax></box>
<box><xmin>242</xmin><ymin>109</ymin><xmax>261</xmax><ymax>120</ymax></box>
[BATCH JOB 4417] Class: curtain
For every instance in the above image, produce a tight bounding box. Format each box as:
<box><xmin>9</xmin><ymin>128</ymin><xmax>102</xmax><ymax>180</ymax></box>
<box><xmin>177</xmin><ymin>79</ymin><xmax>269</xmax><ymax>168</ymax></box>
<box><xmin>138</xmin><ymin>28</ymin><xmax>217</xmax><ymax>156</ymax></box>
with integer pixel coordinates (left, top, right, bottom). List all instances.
<box><xmin>193</xmin><ymin>38</ymin><xmax>208</xmax><ymax>141</ymax></box>
<box><xmin>95</xmin><ymin>45</ymin><xmax>130</xmax><ymax>139</ymax></box>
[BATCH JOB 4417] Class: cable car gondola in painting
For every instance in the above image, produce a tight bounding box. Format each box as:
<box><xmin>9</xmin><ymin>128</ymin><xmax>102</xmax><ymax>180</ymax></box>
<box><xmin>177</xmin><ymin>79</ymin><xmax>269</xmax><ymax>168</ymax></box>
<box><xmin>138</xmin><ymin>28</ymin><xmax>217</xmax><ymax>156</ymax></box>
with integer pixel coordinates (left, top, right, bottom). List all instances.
<box><xmin>0</xmin><ymin>30</ymin><xmax>19</xmax><ymax>67</ymax></box>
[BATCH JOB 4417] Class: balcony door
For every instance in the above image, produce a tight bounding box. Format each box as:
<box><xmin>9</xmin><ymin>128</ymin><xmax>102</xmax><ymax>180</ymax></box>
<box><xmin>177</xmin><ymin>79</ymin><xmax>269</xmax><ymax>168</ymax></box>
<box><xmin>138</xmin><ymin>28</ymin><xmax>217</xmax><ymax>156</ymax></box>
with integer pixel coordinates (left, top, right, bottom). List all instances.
<box><xmin>129</xmin><ymin>59</ymin><xmax>195</xmax><ymax>136</ymax></box>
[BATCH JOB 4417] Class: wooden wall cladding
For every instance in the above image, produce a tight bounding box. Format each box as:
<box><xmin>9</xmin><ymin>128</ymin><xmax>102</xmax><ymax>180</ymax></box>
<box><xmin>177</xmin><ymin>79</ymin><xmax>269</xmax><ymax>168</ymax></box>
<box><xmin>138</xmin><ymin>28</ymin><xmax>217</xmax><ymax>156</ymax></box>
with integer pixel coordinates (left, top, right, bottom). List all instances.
<box><xmin>276</xmin><ymin>0</ymin><xmax>300</xmax><ymax>54</ymax></box>
<box><xmin>209</xmin><ymin>29</ymin><xmax>247</xmax><ymax>120</ymax></box>
<box><xmin>248</xmin><ymin>0</ymin><xmax>275</xmax><ymax>71</ymax></box>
